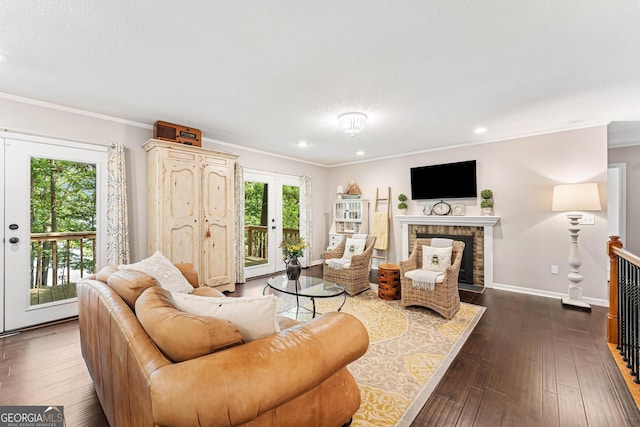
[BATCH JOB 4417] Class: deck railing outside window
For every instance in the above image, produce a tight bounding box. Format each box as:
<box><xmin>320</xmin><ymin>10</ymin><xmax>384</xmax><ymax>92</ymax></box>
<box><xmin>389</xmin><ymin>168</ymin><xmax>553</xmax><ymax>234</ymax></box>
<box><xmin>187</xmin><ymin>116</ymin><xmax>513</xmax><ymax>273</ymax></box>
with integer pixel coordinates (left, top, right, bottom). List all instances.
<box><xmin>31</xmin><ymin>231</ymin><xmax>97</xmax><ymax>288</ymax></box>
<box><xmin>245</xmin><ymin>226</ymin><xmax>299</xmax><ymax>259</ymax></box>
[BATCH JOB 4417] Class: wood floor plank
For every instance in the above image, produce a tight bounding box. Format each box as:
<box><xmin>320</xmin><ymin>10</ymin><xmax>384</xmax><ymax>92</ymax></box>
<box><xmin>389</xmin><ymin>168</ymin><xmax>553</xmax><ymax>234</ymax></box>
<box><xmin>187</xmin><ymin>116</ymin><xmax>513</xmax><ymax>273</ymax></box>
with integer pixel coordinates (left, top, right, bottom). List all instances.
<box><xmin>542</xmin><ymin>330</ymin><xmax>557</xmax><ymax>394</ymax></box>
<box><xmin>599</xmin><ymin>344</ymin><xmax>640</xmax><ymax>426</ymax></box>
<box><xmin>417</xmin><ymin>395</ymin><xmax>462</xmax><ymax>426</ymax></box>
<box><xmin>542</xmin><ymin>389</ymin><xmax>560</xmax><ymax>427</ymax></box>
<box><xmin>433</xmin><ymin>355</ymin><xmax>481</xmax><ymax>405</ymax></box>
<box><xmin>554</xmin><ymin>355</ymin><xmax>580</xmax><ymax>389</ymax></box>
<box><xmin>472</xmin><ymin>387</ymin><xmax>506</xmax><ymax>426</ymax></box>
<box><xmin>1</xmin><ymin>268</ymin><xmax>638</xmax><ymax>427</ymax></box>
<box><xmin>470</xmin><ymin>357</ymin><xmax>492</xmax><ymax>391</ymax></box>
<box><xmin>455</xmin><ymin>386</ymin><xmax>483</xmax><ymax>427</ymax></box>
<box><xmin>557</xmin><ymin>383</ymin><xmax>588</xmax><ymax>427</ymax></box>
<box><xmin>573</xmin><ymin>342</ymin><xmax>628</xmax><ymax>427</ymax></box>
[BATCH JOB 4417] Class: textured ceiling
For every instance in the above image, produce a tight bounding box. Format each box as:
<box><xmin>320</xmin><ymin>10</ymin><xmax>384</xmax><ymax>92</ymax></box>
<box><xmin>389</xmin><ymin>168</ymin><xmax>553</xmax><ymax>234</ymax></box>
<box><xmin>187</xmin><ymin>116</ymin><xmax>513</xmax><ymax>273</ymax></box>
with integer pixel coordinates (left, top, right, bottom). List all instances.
<box><xmin>0</xmin><ymin>1</ymin><xmax>639</xmax><ymax>165</ymax></box>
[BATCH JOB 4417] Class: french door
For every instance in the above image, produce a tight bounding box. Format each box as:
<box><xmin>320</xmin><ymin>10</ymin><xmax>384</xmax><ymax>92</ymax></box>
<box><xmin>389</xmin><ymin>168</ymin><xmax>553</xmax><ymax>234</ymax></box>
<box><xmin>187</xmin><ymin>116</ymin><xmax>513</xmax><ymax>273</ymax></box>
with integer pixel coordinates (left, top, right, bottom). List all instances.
<box><xmin>1</xmin><ymin>132</ymin><xmax>107</xmax><ymax>332</ymax></box>
<box><xmin>244</xmin><ymin>170</ymin><xmax>300</xmax><ymax>278</ymax></box>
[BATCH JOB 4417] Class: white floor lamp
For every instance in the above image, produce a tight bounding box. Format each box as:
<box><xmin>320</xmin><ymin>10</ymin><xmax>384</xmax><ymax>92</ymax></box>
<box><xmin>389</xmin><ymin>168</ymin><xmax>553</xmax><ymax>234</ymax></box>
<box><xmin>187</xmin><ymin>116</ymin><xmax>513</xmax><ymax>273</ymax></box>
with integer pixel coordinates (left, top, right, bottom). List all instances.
<box><xmin>551</xmin><ymin>182</ymin><xmax>602</xmax><ymax>312</ymax></box>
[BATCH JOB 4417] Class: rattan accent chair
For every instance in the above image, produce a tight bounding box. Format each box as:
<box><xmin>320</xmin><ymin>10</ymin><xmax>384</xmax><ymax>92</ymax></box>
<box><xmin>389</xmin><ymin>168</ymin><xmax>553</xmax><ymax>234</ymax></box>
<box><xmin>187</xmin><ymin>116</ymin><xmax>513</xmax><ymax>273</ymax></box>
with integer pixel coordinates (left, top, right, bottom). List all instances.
<box><xmin>399</xmin><ymin>238</ymin><xmax>465</xmax><ymax>319</ymax></box>
<box><xmin>323</xmin><ymin>235</ymin><xmax>377</xmax><ymax>296</ymax></box>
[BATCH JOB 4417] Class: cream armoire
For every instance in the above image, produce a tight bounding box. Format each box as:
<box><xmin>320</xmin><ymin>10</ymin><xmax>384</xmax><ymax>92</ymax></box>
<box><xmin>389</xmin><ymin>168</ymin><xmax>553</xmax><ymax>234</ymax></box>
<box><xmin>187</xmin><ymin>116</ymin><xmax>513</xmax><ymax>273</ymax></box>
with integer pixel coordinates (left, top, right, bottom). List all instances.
<box><xmin>144</xmin><ymin>139</ymin><xmax>237</xmax><ymax>292</ymax></box>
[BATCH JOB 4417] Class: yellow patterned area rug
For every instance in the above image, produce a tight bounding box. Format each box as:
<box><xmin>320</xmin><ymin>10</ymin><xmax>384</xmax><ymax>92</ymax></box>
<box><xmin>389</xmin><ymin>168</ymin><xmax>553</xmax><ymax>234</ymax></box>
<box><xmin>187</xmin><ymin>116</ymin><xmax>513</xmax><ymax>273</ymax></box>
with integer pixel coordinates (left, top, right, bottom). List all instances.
<box><xmin>281</xmin><ymin>284</ymin><xmax>485</xmax><ymax>426</ymax></box>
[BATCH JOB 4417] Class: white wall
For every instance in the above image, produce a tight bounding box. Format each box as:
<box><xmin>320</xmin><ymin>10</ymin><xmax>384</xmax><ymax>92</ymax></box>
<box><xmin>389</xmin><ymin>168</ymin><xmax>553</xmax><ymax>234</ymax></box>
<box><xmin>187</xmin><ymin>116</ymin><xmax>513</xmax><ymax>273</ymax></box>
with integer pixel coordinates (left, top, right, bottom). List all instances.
<box><xmin>0</xmin><ymin>96</ymin><xmax>329</xmax><ymax>263</ymax></box>
<box><xmin>328</xmin><ymin>126</ymin><xmax>609</xmax><ymax>302</ymax></box>
<box><xmin>608</xmin><ymin>144</ymin><xmax>640</xmax><ymax>254</ymax></box>
<box><xmin>203</xmin><ymin>141</ymin><xmax>330</xmax><ymax>262</ymax></box>
<box><xmin>0</xmin><ymin>96</ymin><xmax>609</xmax><ymax>303</ymax></box>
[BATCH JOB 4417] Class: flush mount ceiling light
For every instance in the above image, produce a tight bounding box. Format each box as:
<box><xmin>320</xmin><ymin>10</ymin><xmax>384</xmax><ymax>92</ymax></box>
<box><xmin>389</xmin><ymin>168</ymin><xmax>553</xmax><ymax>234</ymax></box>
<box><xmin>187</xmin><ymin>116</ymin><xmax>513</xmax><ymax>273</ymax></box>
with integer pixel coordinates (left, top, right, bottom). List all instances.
<box><xmin>338</xmin><ymin>112</ymin><xmax>367</xmax><ymax>137</ymax></box>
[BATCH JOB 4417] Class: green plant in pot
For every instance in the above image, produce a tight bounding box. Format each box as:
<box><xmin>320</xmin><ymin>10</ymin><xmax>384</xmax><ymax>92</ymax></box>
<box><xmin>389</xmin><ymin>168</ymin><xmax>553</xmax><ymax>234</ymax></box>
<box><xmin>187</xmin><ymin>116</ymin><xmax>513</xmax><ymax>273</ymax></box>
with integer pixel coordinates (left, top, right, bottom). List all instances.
<box><xmin>480</xmin><ymin>189</ymin><xmax>494</xmax><ymax>215</ymax></box>
<box><xmin>397</xmin><ymin>193</ymin><xmax>408</xmax><ymax>213</ymax></box>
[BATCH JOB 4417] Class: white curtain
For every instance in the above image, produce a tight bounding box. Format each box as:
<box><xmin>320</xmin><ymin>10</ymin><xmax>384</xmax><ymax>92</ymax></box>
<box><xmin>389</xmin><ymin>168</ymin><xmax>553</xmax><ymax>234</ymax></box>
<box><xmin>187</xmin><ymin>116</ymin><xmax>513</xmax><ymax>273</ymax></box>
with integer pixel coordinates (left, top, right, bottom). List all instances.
<box><xmin>234</xmin><ymin>163</ymin><xmax>246</xmax><ymax>283</ymax></box>
<box><xmin>299</xmin><ymin>175</ymin><xmax>312</xmax><ymax>268</ymax></box>
<box><xmin>106</xmin><ymin>143</ymin><xmax>130</xmax><ymax>265</ymax></box>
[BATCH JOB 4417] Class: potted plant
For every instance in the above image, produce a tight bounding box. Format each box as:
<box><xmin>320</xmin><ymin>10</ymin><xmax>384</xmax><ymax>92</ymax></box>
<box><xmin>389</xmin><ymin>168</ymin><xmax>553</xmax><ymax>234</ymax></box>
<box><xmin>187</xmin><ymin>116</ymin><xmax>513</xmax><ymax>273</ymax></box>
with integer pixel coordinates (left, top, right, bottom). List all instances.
<box><xmin>480</xmin><ymin>189</ymin><xmax>494</xmax><ymax>215</ymax></box>
<box><xmin>397</xmin><ymin>193</ymin><xmax>408</xmax><ymax>214</ymax></box>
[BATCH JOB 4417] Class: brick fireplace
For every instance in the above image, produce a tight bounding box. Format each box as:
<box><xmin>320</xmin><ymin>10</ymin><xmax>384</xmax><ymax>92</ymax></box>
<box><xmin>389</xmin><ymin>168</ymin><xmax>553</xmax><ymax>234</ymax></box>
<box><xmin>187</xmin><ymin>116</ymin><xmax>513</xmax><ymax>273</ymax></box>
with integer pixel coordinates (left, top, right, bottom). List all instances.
<box><xmin>415</xmin><ymin>232</ymin><xmax>476</xmax><ymax>285</ymax></box>
<box><xmin>397</xmin><ymin>215</ymin><xmax>500</xmax><ymax>288</ymax></box>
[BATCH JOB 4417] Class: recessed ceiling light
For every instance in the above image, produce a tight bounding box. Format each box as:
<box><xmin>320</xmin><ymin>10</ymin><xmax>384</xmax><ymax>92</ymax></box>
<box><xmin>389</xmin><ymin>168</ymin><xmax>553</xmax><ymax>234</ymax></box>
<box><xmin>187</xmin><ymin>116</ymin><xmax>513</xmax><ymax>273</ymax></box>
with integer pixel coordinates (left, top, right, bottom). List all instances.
<box><xmin>0</xmin><ymin>52</ymin><xmax>7</xmax><ymax>62</ymax></box>
<box><xmin>297</xmin><ymin>141</ymin><xmax>309</xmax><ymax>147</ymax></box>
<box><xmin>474</xmin><ymin>127</ymin><xmax>487</xmax><ymax>134</ymax></box>
<box><xmin>356</xmin><ymin>151</ymin><xmax>365</xmax><ymax>156</ymax></box>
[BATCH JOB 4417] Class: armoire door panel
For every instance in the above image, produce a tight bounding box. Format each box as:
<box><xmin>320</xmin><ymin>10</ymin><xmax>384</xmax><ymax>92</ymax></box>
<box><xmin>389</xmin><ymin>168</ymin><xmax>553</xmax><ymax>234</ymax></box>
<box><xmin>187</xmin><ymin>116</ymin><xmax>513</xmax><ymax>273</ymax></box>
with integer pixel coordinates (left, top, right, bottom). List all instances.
<box><xmin>169</xmin><ymin>225</ymin><xmax>198</xmax><ymax>267</ymax></box>
<box><xmin>145</xmin><ymin>139</ymin><xmax>236</xmax><ymax>292</ymax></box>
<box><xmin>202</xmin><ymin>224</ymin><xmax>229</xmax><ymax>287</ymax></box>
<box><xmin>203</xmin><ymin>165</ymin><xmax>229</xmax><ymax>220</ymax></box>
<box><xmin>168</xmin><ymin>167</ymin><xmax>198</xmax><ymax>220</ymax></box>
<box><xmin>202</xmin><ymin>164</ymin><xmax>232</xmax><ymax>288</ymax></box>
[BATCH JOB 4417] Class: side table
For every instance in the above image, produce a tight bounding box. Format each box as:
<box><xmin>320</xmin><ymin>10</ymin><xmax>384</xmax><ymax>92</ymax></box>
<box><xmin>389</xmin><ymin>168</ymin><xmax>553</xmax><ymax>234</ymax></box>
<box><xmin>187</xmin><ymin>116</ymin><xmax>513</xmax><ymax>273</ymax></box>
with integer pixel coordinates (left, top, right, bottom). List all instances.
<box><xmin>378</xmin><ymin>263</ymin><xmax>401</xmax><ymax>300</ymax></box>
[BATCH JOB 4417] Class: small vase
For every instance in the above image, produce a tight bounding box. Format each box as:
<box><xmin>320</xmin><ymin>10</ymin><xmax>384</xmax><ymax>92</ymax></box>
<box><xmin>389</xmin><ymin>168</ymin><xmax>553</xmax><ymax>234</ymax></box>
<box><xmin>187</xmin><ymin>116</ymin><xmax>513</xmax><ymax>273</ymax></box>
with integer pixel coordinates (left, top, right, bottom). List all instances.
<box><xmin>286</xmin><ymin>257</ymin><xmax>302</xmax><ymax>281</ymax></box>
<box><xmin>481</xmin><ymin>207</ymin><xmax>493</xmax><ymax>216</ymax></box>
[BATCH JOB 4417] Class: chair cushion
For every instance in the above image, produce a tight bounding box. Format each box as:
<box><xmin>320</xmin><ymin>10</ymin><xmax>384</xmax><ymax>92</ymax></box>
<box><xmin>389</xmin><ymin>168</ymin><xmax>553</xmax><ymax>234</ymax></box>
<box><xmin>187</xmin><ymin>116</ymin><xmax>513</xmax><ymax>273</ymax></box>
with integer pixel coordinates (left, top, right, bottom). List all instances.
<box><xmin>118</xmin><ymin>251</ymin><xmax>195</xmax><ymax>294</ymax></box>
<box><xmin>343</xmin><ymin>238</ymin><xmax>366</xmax><ymax>259</ymax></box>
<box><xmin>404</xmin><ymin>269</ymin><xmax>445</xmax><ymax>283</ymax></box>
<box><xmin>170</xmin><ymin>293</ymin><xmax>281</xmax><ymax>342</ymax></box>
<box><xmin>325</xmin><ymin>258</ymin><xmax>352</xmax><ymax>269</ymax></box>
<box><xmin>422</xmin><ymin>245</ymin><xmax>452</xmax><ymax>272</ymax></box>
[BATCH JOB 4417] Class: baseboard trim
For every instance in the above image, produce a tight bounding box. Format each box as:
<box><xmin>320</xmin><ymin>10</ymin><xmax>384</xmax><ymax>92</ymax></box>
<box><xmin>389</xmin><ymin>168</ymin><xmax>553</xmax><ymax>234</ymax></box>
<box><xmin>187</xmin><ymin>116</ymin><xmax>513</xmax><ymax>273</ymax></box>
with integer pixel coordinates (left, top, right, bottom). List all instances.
<box><xmin>491</xmin><ymin>282</ymin><xmax>609</xmax><ymax>307</ymax></box>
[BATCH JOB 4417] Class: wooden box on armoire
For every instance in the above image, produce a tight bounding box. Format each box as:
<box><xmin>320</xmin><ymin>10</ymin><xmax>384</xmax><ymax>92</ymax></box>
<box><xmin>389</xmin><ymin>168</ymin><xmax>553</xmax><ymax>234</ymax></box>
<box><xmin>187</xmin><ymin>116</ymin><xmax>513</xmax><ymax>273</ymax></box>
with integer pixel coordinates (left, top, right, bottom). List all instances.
<box><xmin>153</xmin><ymin>120</ymin><xmax>202</xmax><ymax>147</ymax></box>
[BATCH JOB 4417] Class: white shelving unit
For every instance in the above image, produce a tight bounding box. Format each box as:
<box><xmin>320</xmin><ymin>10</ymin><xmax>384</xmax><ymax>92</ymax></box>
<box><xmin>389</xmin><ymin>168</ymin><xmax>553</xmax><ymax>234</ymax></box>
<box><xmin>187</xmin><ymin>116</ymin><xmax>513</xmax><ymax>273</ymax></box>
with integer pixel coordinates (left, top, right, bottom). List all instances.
<box><xmin>328</xmin><ymin>199</ymin><xmax>369</xmax><ymax>249</ymax></box>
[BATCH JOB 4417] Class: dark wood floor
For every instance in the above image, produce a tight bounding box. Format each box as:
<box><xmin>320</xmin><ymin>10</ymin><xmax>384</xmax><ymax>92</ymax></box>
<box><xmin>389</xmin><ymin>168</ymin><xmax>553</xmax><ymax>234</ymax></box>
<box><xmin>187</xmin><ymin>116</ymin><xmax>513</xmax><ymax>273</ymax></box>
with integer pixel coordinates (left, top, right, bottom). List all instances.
<box><xmin>1</xmin><ymin>266</ymin><xmax>638</xmax><ymax>427</ymax></box>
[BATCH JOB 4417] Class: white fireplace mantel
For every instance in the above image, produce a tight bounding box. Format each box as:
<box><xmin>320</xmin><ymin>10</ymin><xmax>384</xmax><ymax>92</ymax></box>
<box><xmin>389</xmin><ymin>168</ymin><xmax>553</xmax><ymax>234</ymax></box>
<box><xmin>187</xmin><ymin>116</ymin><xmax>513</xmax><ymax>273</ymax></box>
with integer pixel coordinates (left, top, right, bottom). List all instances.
<box><xmin>396</xmin><ymin>215</ymin><xmax>500</xmax><ymax>287</ymax></box>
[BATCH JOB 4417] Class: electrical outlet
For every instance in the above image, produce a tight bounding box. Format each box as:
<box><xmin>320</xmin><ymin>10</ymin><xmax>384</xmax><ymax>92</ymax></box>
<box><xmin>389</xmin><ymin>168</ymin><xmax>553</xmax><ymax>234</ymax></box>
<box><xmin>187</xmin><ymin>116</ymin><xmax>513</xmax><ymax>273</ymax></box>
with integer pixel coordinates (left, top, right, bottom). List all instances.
<box><xmin>551</xmin><ymin>264</ymin><xmax>559</xmax><ymax>275</ymax></box>
<box><xmin>579</xmin><ymin>214</ymin><xmax>595</xmax><ymax>225</ymax></box>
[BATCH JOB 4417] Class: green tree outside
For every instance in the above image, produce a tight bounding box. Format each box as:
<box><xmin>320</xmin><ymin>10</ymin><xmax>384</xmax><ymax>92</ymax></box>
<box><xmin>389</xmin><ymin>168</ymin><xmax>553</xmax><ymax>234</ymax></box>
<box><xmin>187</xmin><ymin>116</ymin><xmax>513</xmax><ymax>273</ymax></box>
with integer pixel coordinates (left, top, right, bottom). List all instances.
<box><xmin>31</xmin><ymin>158</ymin><xmax>97</xmax><ymax>287</ymax></box>
<box><xmin>244</xmin><ymin>181</ymin><xmax>300</xmax><ymax>263</ymax></box>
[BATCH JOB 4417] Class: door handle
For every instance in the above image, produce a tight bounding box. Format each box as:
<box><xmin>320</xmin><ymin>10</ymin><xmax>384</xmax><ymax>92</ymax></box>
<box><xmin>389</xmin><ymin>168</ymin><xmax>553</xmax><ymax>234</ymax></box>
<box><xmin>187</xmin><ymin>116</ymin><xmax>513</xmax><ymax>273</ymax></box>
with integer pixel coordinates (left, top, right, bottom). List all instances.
<box><xmin>9</xmin><ymin>237</ymin><xmax>19</xmax><ymax>244</ymax></box>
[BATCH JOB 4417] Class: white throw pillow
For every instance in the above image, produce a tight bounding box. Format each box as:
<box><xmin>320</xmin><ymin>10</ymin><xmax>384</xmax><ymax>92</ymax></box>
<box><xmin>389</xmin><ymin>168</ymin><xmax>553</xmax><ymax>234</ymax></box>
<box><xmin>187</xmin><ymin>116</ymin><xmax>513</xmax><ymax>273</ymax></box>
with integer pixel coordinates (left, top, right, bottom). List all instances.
<box><xmin>118</xmin><ymin>251</ymin><xmax>195</xmax><ymax>294</ymax></box>
<box><xmin>343</xmin><ymin>238</ymin><xmax>366</xmax><ymax>260</ymax></box>
<box><xmin>422</xmin><ymin>245</ymin><xmax>453</xmax><ymax>273</ymax></box>
<box><xmin>170</xmin><ymin>293</ymin><xmax>281</xmax><ymax>342</ymax></box>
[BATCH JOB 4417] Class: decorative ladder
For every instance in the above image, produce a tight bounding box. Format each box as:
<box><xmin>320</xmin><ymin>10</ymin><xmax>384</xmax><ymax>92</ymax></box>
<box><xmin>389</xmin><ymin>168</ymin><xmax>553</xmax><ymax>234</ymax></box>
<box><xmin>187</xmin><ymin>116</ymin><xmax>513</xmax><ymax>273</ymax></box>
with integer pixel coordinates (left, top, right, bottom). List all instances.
<box><xmin>371</xmin><ymin>186</ymin><xmax>391</xmax><ymax>267</ymax></box>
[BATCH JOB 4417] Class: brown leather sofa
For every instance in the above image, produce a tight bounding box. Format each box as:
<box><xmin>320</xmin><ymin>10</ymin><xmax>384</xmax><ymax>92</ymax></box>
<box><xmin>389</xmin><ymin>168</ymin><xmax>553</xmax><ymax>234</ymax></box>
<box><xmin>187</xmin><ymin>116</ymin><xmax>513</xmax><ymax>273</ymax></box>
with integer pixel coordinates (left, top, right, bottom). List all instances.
<box><xmin>77</xmin><ymin>264</ymin><xmax>369</xmax><ymax>427</ymax></box>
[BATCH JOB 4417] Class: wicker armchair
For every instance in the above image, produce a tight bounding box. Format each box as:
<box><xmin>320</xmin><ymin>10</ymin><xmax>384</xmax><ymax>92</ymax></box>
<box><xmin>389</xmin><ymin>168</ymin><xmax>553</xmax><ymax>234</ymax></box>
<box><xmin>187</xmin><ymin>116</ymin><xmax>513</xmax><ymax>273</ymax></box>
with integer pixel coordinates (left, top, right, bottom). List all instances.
<box><xmin>323</xmin><ymin>235</ymin><xmax>377</xmax><ymax>296</ymax></box>
<box><xmin>399</xmin><ymin>238</ymin><xmax>465</xmax><ymax>319</ymax></box>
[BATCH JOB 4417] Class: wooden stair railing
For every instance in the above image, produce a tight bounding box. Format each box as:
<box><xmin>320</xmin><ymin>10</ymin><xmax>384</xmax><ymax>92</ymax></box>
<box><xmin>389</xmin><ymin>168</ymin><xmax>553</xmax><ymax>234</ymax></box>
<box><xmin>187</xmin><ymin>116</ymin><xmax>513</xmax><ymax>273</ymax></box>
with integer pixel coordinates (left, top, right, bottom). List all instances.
<box><xmin>608</xmin><ymin>235</ymin><xmax>640</xmax><ymax>386</ymax></box>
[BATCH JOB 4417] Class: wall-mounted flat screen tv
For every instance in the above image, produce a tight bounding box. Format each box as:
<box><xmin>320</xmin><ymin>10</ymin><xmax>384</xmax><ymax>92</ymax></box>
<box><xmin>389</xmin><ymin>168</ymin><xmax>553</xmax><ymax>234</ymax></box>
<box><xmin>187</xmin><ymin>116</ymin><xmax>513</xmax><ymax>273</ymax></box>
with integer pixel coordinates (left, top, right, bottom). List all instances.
<box><xmin>410</xmin><ymin>160</ymin><xmax>477</xmax><ymax>200</ymax></box>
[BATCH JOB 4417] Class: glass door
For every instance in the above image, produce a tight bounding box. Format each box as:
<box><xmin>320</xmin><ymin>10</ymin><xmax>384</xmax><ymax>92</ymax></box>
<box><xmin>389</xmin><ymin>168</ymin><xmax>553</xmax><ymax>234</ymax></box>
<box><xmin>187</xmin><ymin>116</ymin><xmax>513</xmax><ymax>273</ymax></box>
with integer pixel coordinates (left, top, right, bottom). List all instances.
<box><xmin>244</xmin><ymin>170</ymin><xmax>300</xmax><ymax>279</ymax></box>
<box><xmin>1</xmin><ymin>133</ymin><xmax>107</xmax><ymax>332</ymax></box>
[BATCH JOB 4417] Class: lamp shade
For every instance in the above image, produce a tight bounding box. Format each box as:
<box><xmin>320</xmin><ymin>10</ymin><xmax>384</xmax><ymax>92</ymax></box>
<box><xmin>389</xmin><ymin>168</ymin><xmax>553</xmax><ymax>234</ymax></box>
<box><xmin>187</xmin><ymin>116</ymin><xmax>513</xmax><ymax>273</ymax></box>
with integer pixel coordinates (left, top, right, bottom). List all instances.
<box><xmin>551</xmin><ymin>182</ymin><xmax>601</xmax><ymax>212</ymax></box>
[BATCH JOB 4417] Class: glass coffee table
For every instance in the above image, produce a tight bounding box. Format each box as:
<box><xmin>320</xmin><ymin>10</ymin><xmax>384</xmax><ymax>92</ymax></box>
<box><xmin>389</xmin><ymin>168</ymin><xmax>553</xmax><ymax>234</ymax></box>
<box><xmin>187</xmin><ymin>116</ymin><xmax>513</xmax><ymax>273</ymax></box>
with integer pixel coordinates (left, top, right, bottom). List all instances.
<box><xmin>264</xmin><ymin>275</ymin><xmax>346</xmax><ymax>320</ymax></box>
